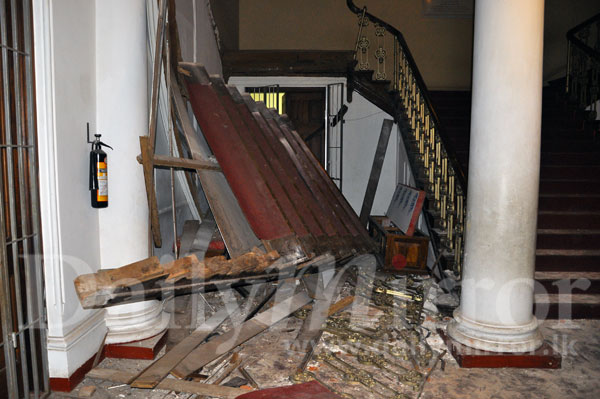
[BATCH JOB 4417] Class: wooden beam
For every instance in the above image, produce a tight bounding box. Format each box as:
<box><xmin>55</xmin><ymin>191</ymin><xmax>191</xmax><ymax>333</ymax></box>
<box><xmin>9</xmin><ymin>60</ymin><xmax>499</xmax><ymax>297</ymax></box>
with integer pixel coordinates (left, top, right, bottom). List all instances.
<box><xmin>359</xmin><ymin>119</ymin><xmax>394</xmax><ymax>226</ymax></box>
<box><xmin>171</xmin><ymin>291</ymin><xmax>312</xmax><ymax>379</ymax></box>
<box><xmin>87</xmin><ymin>368</ymin><xmax>247</xmax><ymax>399</ymax></box>
<box><xmin>148</xmin><ymin>0</ymin><xmax>168</xmax><ymax>152</ymax></box>
<box><xmin>73</xmin><ymin>249</ymin><xmax>281</xmax><ymax>309</ymax></box>
<box><xmin>131</xmin><ymin>303</ymin><xmax>239</xmax><ymax>389</ymax></box>
<box><xmin>139</xmin><ymin>135</ymin><xmax>162</xmax><ymax>247</ymax></box>
<box><xmin>136</xmin><ymin>153</ymin><xmax>221</xmax><ymax>172</ymax></box>
<box><xmin>170</xmin><ymin>71</ymin><xmax>263</xmax><ymax>257</ymax></box>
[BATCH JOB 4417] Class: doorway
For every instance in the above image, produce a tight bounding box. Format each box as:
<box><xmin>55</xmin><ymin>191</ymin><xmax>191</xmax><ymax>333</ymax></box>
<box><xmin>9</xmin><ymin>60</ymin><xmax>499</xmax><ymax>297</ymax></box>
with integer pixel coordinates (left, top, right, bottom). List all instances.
<box><xmin>284</xmin><ymin>89</ymin><xmax>326</xmax><ymax>166</ymax></box>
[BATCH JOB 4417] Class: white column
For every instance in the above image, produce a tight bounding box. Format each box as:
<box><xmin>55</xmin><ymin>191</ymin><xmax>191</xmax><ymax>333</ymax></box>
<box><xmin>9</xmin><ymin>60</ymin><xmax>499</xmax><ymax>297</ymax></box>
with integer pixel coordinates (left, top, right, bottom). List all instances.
<box><xmin>447</xmin><ymin>0</ymin><xmax>545</xmax><ymax>352</ymax></box>
<box><xmin>96</xmin><ymin>0</ymin><xmax>168</xmax><ymax>344</ymax></box>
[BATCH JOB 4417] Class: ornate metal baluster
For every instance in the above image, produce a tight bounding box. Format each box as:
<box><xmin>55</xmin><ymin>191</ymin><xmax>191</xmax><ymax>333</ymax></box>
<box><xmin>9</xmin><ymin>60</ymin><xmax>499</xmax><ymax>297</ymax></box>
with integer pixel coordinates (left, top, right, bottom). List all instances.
<box><xmin>374</xmin><ymin>23</ymin><xmax>386</xmax><ymax>80</ymax></box>
<box><xmin>356</xmin><ymin>11</ymin><xmax>370</xmax><ymax>71</ymax></box>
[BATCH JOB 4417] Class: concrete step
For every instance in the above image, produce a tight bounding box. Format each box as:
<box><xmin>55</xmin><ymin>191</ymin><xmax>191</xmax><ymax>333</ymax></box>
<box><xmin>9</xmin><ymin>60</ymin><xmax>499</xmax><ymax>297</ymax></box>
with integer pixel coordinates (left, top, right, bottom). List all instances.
<box><xmin>538</xmin><ymin>195</ymin><xmax>600</xmax><ymax>212</ymax></box>
<box><xmin>540</xmin><ymin>166</ymin><xmax>600</xmax><ymax>180</ymax></box>
<box><xmin>537</xmin><ymin>212</ymin><xmax>600</xmax><ymax>229</ymax></box>
<box><xmin>534</xmin><ymin>293</ymin><xmax>600</xmax><ymax>319</ymax></box>
<box><xmin>536</xmin><ymin>233</ymin><xmax>600</xmax><ymax>250</ymax></box>
<box><xmin>539</xmin><ymin>180</ymin><xmax>600</xmax><ymax>195</ymax></box>
<box><xmin>536</xmin><ymin>250</ymin><xmax>600</xmax><ymax>272</ymax></box>
<box><xmin>540</xmin><ymin>152</ymin><xmax>600</xmax><ymax>165</ymax></box>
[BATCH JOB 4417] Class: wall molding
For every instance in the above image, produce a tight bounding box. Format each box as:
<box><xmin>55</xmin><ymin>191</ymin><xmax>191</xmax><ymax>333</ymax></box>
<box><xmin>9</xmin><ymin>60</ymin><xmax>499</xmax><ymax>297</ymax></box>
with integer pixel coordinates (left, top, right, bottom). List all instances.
<box><xmin>33</xmin><ymin>0</ymin><xmax>66</xmax><ymax>338</ymax></box>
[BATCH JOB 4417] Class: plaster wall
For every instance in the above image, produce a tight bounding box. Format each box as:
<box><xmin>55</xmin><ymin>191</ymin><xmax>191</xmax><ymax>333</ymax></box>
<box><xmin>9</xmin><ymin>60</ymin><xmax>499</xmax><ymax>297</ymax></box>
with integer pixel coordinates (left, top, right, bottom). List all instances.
<box><xmin>238</xmin><ymin>0</ymin><xmax>600</xmax><ymax>88</ymax></box>
<box><xmin>239</xmin><ymin>0</ymin><xmax>473</xmax><ymax>90</ymax></box>
<box><xmin>35</xmin><ymin>0</ymin><xmax>106</xmax><ymax>379</ymax></box>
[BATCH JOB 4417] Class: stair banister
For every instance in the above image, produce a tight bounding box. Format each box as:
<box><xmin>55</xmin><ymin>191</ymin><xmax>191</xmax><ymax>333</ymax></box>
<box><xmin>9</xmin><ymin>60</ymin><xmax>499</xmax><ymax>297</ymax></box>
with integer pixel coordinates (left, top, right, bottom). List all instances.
<box><xmin>347</xmin><ymin>0</ymin><xmax>468</xmax><ymax>274</ymax></box>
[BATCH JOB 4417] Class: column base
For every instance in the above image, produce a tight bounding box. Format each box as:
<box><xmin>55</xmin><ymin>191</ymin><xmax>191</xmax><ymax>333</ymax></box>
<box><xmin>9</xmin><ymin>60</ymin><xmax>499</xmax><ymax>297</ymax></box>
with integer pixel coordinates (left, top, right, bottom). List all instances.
<box><xmin>447</xmin><ymin>309</ymin><xmax>543</xmax><ymax>353</ymax></box>
<box><xmin>105</xmin><ymin>300</ymin><xmax>169</xmax><ymax>345</ymax></box>
<box><xmin>439</xmin><ymin>329</ymin><xmax>561</xmax><ymax>368</ymax></box>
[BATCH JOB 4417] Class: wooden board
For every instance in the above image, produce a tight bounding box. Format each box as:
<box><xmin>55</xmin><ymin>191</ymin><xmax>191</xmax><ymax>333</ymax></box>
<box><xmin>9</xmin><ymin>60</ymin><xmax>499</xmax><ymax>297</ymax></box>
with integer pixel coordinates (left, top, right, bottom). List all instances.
<box><xmin>139</xmin><ymin>136</ymin><xmax>162</xmax><ymax>247</ymax></box>
<box><xmin>87</xmin><ymin>368</ymin><xmax>247</xmax><ymax>398</ymax></box>
<box><xmin>131</xmin><ymin>303</ymin><xmax>240</xmax><ymax>388</ymax></box>
<box><xmin>74</xmin><ymin>249</ymin><xmax>281</xmax><ymax>309</ymax></box>
<box><xmin>171</xmin><ymin>291</ymin><xmax>312</xmax><ymax>378</ymax></box>
<box><xmin>359</xmin><ymin>119</ymin><xmax>394</xmax><ymax>226</ymax></box>
<box><xmin>170</xmin><ymin>72</ymin><xmax>263</xmax><ymax>257</ymax></box>
<box><xmin>137</xmin><ymin>153</ymin><xmax>221</xmax><ymax>171</ymax></box>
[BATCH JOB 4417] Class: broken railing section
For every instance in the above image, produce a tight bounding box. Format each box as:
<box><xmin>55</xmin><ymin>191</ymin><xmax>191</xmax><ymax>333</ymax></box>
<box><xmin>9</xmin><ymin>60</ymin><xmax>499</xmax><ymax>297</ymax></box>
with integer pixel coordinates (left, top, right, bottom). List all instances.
<box><xmin>178</xmin><ymin>62</ymin><xmax>375</xmax><ymax>260</ymax></box>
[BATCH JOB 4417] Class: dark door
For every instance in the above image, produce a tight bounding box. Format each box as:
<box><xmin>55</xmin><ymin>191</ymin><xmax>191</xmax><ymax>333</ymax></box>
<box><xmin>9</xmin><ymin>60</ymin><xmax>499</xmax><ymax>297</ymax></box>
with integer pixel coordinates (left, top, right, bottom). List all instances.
<box><xmin>284</xmin><ymin>89</ymin><xmax>326</xmax><ymax>165</ymax></box>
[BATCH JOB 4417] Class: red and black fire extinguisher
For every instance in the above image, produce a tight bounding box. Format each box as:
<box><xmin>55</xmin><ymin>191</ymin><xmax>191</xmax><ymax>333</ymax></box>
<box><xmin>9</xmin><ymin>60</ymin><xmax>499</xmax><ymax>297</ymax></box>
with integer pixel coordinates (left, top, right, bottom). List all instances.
<box><xmin>88</xmin><ymin>124</ymin><xmax>113</xmax><ymax>208</ymax></box>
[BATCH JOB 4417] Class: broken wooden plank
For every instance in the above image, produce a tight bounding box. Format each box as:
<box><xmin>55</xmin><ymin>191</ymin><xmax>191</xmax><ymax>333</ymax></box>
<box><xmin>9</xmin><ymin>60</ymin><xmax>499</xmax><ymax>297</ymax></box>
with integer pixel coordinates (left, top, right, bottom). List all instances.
<box><xmin>171</xmin><ymin>71</ymin><xmax>263</xmax><ymax>257</ymax></box>
<box><xmin>186</xmin><ymin>215</ymin><xmax>218</xmax><ymax>259</ymax></box>
<box><xmin>139</xmin><ymin>136</ymin><xmax>162</xmax><ymax>247</ymax></box>
<box><xmin>148</xmin><ymin>0</ymin><xmax>168</xmax><ymax>151</ymax></box>
<box><xmin>179</xmin><ymin>220</ymin><xmax>201</xmax><ymax>257</ymax></box>
<box><xmin>131</xmin><ymin>301</ymin><xmax>240</xmax><ymax>389</ymax></box>
<box><xmin>359</xmin><ymin>119</ymin><xmax>394</xmax><ymax>226</ymax></box>
<box><xmin>136</xmin><ymin>153</ymin><xmax>221</xmax><ymax>172</ymax></box>
<box><xmin>74</xmin><ymin>249</ymin><xmax>280</xmax><ymax>309</ymax></box>
<box><xmin>171</xmin><ymin>291</ymin><xmax>312</xmax><ymax>379</ymax></box>
<box><xmin>87</xmin><ymin>368</ymin><xmax>246</xmax><ymax>399</ymax></box>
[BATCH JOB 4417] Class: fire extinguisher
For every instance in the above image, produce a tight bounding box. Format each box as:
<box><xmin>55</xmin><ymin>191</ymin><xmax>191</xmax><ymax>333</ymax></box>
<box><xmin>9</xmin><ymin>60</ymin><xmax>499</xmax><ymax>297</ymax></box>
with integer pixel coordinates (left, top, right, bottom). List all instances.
<box><xmin>87</xmin><ymin>124</ymin><xmax>113</xmax><ymax>208</ymax></box>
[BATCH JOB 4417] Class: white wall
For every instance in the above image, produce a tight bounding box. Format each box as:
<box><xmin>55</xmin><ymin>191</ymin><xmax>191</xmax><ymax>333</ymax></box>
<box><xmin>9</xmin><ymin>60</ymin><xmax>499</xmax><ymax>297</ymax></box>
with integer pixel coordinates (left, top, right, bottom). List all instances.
<box><xmin>96</xmin><ymin>0</ymin><xmax>149</xmax><ymax>269</ymax></box>
<box><xmin>342</xmin><ymin>95</ymin><xmax>397</xmax><ymax>215</ymax></box>
<box><xmin>227</xmin><ymin>76</ymin><xmax>398</xmax><ymax>217</ymax></box>
<box><xmin>34</xmin><ymin>0</ymin><xmax>170</xmax><ymax>380</ymax></box>
<box><xmin>35</xmin><ymin>0</ymin><xmax>106</xmax><ymax>379</ymax></box>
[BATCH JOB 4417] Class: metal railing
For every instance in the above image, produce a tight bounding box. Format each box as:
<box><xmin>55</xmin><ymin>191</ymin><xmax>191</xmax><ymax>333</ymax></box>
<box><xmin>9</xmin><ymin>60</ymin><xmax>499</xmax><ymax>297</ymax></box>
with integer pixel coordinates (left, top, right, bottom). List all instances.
<box><xmin>0</xmin><ymin>0</ymin><xmax>49</xmax><ymax>397</ymax></box>
<box><xmin>566</xmin><ymin>13</ymin><xmax>600</xmax><ymax>118</ymax></box>
<box><xmin>246</xmin><ymin>85</ymin><xmax>284</xmax><ymax>114</ymax></box>
<box><xmin>347</xmin><ymin>0</ymin><xmax>467</xmax><ymax>274</ymax></box>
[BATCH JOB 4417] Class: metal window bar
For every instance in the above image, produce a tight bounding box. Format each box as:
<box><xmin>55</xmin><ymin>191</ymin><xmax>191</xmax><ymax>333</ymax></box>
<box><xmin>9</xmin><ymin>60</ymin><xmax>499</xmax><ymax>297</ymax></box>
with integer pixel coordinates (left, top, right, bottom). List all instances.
<box><xmin>0</xmin><ymin>0</ymin><xmax>49</xmax><ymax>397</ymax></box>
<box><xmin>326</xmin><ymin>83</ymin><xmax>344</xmax><ymax>190</ymax></box>
<box><xmin>246</xmin><ymin>85</ymin><xmax>282</xmax><ymax>114</ymax></box>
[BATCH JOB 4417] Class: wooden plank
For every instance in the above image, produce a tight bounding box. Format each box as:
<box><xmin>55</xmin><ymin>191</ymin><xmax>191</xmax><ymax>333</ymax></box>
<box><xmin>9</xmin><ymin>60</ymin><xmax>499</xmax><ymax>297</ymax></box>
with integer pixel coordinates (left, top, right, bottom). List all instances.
<box><xmin>187</xmin><ymin>215</ymin><xmax>218</xmax><ymax>259</ymax></box>
<box><xmin>221</xmin><ymin>50</ymin><xmax>355</xmax><ymax>81</ymax></box>
<box><xmin>148</xmin><ymin>0</ymin><xmax>168</xmax><ymax>151</ymax></box>
<box><xmin>172</xmin><ymin>291</ymin><xmax>312</xmax><ymax>379</ymax></box>
<box><xmin>242</xmin><ymin>93</ymin><xmax>337</xmax><ymax>239</ymax></box>
<box><xmin>74</xmin><ymin>249</ymin><xmax>281</xmax><ymax>309</ymax></box>
<box><xmin>178</xmin><ymin>220</ymin><xmax>201</xmax><ymax>257</ymax></box>
<box><xmin>182</xmin><ymin>69</ymin><xmax>292</xmax><ymax>241</ymax></box>
<box><xmin>277</xmin><ymin>112</ymin><xmax>376</xmax><ymax>252</ymax></box>
<box><xmin>87</xmin><ymin>368</ymin><xmax>247</xmax><ymax>398</ymax></box>
<box><xmin>209</xmin><ymin>77</ymin><xmax>310</xmax><ymax>239</ymax></box>
<box><xmin>139</xmin><ymin>136</ymin><xmax>162</xmax><ymax>247</ymax></box>
<box><xmin>136</xmin><ymin>153</ymin><xmax>222</xmax><ymax>171</ymax></box>
<box><xmin>171</xmin><ymin>105</ymin><xmax>206</xmax><ymax>218</ymax></box>
<box><xmin>170</xmin><ymin>70</ymin><xmax>262</xmax><ymax>257</ymax></box>
<box><xmin>254</xmin><ymin>103</ymin><xmax>349</xmax><ymax>239</ymax></box>
<box><xmin>359</xmin><ymin>119</ymin><xmax>394</xmax><ymax>226</ymax></box>
<box><xmin>131</xmin><ymin>303</ymin><xmax>240</xmax><ymax>388</ymax></box>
